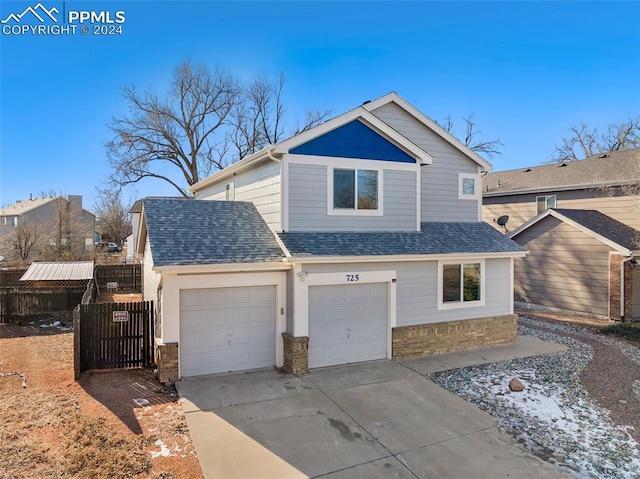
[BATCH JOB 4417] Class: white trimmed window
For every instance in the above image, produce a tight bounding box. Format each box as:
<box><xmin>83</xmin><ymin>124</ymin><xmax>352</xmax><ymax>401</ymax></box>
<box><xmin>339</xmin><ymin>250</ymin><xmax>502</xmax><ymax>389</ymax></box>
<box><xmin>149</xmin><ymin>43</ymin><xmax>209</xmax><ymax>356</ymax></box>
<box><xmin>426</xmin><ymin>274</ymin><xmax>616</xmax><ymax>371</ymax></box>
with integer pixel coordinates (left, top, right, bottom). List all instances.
<box><xmin>225</xmin><ymin>181</ymin><xmax>235</xmax><ymax>200</ymax></box>
<box><xmin>536</xmin><ymin>195</ymin><xmax>556</xmax><ymax>214</ymax></box>
<box><xmin>329</xmin><ymin>167</ymin><xmax>382</xmax><ymax>216</ymax></box>
<box><xmin>438</xmin><ymin>260</ymin><xmax>485</xmax><ymax>309</ymax></box>
<box><xmin>12</xmin><ymin>217</ymin><xmax>18</xmax><ymax>227</ymax></box>
<box><xmin>458</xmin><ymin>173</ymin><xmax>480</xmax><ymax>200</ymax></box>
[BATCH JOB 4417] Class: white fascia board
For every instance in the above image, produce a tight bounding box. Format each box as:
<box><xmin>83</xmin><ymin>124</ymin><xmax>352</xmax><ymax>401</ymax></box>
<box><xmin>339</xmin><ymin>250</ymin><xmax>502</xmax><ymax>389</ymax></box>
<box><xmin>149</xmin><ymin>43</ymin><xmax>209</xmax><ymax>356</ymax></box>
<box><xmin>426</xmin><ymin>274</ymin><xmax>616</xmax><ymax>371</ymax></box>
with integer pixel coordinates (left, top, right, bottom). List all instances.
<box><xmin>363</xmin><ymin>92</ymin><xmax>492</xmax><ymax>171</ymax></box>
<box><xmin>510</xmin><ymin>209</ymin><xmax>633</xmax><ymax>255</ymax></box>
<box><xmin>136</xmin><ymin>205</ymin><xmax>148</xmax><ymax>256</ymax></box>
<box><xmin>286</xmin><ymin>251</ymin><xmax>527</xmax><ymax>265</ymax></box>
<box><xmin>188</xmin><ymin>146</ymin><xmax>276</xmax><ymax>194</ymax></box>
<box><xmin>154</xmin><ymin>261</ymin><xmax>291</xmax><ymax>274</ymax></box>
<box><xmin>273</xmin><ymin>107</ymin><xmax>433</xmax><ymax>165</ymax></box>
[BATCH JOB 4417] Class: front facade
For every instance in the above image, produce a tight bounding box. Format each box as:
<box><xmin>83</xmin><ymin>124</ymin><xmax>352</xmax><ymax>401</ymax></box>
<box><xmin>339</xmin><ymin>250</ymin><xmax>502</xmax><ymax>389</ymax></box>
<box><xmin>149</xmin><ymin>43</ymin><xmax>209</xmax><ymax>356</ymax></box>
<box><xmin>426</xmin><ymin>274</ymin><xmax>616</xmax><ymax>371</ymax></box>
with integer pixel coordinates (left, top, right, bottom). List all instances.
<box><xmin>139</xmin><ymin>93</ymin><xmax>525</xmax><ymax>382</ymax></box>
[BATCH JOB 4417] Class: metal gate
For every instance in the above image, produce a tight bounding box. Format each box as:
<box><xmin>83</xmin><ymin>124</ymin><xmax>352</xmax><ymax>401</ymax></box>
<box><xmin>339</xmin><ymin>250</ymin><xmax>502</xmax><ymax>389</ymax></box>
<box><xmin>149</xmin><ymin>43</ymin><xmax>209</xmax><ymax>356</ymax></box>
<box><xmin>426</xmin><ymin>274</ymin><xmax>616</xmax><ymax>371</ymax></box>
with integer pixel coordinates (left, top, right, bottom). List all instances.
<box><xmin>78</xmin><ymin>301</ymin><xmax>154</xmax><ymax>372</ymax></box>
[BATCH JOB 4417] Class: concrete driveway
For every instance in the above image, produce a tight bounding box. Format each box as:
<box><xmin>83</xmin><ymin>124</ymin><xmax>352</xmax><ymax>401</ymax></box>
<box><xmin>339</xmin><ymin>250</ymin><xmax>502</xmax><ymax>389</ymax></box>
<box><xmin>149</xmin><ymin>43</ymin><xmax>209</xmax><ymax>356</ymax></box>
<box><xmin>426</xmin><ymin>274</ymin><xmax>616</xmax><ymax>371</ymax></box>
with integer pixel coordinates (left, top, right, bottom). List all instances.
<box><xmin>177</xmin><ymin>339</ymin><xmax>568</xmax><ymax>478</ymax></box>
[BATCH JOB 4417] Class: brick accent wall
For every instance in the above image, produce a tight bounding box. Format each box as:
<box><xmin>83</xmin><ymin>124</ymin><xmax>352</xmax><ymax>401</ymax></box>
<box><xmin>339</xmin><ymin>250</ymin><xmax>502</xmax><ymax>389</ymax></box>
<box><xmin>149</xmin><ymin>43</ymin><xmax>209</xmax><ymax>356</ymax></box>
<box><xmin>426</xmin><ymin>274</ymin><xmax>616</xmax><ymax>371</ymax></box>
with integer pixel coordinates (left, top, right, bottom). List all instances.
<box><xmin>392</xmin><ymin>314</ymin><xmax>517</xmax><ymax>359</ymax></box>
<box><xmin>155</xmin><ymin>341</ymin><xmax>178</xmax><ymax>384</ymax></box>
<box><xmin>282</xmin><ymin>333</ymin><xmax>309</xmax><ymax>374</ymax></box>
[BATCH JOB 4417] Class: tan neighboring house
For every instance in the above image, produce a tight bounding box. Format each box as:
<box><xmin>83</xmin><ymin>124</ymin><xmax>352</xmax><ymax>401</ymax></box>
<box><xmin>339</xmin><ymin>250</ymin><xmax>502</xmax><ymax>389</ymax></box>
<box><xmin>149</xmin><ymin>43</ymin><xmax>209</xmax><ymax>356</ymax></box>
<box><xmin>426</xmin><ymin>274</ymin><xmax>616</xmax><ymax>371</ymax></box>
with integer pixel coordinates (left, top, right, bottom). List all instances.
<box><xmin>0</xmin><ymin>195</ymin><xmax>96</xmax><ymax>262</ymax></box>
<box><xmin>482</xmin><ymin>149</ymin><xmax>640</xmax><ymax>233</ymax></box>
<box><xmin>509</xmin><ymin>209</ymin><xmax>639</xmax><ymax>321</ymax></box>
<box><xmin>482</xmin><ymin>149</ymin><xmax>640</xmax><ymax>321</ymax></box>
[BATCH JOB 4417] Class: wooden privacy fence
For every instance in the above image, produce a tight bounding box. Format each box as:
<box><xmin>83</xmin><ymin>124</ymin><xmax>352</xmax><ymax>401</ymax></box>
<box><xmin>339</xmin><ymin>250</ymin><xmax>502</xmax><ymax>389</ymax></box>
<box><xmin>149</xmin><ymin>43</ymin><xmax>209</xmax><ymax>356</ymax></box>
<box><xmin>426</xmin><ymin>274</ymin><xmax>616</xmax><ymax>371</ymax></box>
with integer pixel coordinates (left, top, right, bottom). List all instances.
<box><xmin>0</xmin><ymin>269</ymin><xmax>27</xmax><ymax>287</ymax></box>
<box><xmin>0</xmin><ymin>288</ymin><xmax>84</xmax><ymax>324</ymax></box>
<box><xmin>76</xmin><ymin>301</ymin><xmax>154</xmax><ymax>374</ymax></box>
<box><xmin>94</xmin><ymin>264</ymin><xmax>141</xmax><ymax>292</ymax></box>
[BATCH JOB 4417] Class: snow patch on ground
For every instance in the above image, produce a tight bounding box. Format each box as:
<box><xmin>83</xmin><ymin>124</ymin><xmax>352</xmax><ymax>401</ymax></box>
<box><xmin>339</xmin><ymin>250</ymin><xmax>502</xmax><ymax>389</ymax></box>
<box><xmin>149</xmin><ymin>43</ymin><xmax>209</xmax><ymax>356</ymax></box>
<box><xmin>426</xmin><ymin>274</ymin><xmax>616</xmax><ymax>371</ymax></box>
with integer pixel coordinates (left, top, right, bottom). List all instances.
<box><xmin>150</xmin><ymin>439</ymin><xmax>172</xmax><ymax>458</ymax></box>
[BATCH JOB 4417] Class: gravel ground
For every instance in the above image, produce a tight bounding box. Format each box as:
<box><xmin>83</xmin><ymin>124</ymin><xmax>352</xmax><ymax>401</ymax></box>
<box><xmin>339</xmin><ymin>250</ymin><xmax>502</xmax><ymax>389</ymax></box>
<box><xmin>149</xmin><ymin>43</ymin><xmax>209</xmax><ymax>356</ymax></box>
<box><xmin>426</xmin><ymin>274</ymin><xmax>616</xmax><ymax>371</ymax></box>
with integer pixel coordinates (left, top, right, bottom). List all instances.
<box><xmin>432</xmin><ymin>315</ymin><xmax>640</xmax><ymax>479</ymax></box>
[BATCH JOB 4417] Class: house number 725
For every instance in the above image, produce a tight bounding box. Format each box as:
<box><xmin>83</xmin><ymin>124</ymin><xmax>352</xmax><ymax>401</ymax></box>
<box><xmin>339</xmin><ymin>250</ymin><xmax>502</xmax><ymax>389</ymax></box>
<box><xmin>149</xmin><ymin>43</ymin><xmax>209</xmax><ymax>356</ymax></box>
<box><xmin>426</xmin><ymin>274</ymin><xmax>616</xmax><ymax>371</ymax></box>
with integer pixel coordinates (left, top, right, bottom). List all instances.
<box><xmin>346</xmin><ymin>274</ymin><xmax>360</xmax><ymax>282</ymax></box>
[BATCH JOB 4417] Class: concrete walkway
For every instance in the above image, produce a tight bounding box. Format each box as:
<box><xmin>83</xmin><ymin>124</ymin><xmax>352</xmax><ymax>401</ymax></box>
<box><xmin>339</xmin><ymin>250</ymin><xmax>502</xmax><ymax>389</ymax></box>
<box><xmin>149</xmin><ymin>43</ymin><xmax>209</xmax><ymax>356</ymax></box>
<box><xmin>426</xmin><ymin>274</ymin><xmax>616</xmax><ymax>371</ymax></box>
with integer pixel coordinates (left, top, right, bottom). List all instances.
<box><xmin>177</xmin><ymin>335</ymin><xmax>569</xmax><ymax>479</ymax></box>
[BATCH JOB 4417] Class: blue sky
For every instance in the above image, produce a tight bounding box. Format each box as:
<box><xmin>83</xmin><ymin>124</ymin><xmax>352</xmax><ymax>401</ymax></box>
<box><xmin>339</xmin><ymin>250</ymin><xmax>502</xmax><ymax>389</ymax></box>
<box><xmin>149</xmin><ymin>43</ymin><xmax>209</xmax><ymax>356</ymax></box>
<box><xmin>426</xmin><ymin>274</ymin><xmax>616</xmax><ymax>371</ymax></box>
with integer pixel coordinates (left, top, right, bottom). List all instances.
<box><xmin>1</xmin><ymin>1</ymin><xmax>639</xmax><ymax>209</ymax></box>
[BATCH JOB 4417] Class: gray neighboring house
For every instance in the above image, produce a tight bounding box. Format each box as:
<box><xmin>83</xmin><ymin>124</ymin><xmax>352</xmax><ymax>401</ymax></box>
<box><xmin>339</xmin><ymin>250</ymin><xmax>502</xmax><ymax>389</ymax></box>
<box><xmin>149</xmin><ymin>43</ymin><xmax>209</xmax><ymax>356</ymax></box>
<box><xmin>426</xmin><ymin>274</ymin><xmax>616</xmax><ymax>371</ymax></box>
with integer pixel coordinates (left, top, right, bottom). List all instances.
<box><xmin>482</xmin><ymin>149</ymin><xmax>640</xmax><ymax>233</ymax></box>
<box><xmin>510</xmin><ymin>209</ymin><xmax>640</xmax><ymax>321</ymax></box>
<box><xmin>0</xmin><ymin>195</ymin><xmax>96</xmax><ymax>261</ymax></box>
<box><xmin>137</xmin><ymin>92</ymin><xmax>526</xmax><ymax>382</ymax></box>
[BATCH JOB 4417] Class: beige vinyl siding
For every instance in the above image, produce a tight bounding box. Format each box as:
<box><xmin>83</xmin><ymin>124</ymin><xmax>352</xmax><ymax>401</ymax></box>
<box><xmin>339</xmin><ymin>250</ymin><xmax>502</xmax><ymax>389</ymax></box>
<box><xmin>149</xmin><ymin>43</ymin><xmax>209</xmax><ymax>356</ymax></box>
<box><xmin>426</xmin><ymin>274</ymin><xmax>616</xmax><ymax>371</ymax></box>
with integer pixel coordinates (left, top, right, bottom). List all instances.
<box><xmin>195</xmin><ymin>160</ymin><xmax>282</xmax><ymax>231</ymax></box>
<box><xmin>287</xmin><ymin>164</ymin><xmax>417</xmax><ymax>232</ymax></box>
<box><xmin>371</xmin><ymin>102</ymin><xmax>481</xmax><ymax>223</ymax></box>
<box><xmin>633</xmin><ymin>269</ymin><xmax>640</xmax><ymax>320</ymax></box>
<box><xmin>512</xmin><ymin>217</ymin><xmax>612</xmax><ymax>317</ymax></box>
<box><xmin>484</xmin><ymin>187</ymin><xmax>640</xmax><ymax>232</ymax></box>
<box><xmin>302</xmin><ymin>258</ymin><xmax>512</xmax><ymax>326</ymax></box>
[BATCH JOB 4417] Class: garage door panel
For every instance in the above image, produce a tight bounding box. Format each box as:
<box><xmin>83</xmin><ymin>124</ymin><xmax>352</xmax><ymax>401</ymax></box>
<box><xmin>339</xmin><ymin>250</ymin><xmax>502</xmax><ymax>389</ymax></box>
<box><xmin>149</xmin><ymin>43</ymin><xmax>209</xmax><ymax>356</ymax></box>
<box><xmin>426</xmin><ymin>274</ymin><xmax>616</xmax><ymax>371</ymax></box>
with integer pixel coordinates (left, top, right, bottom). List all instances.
<box><xmin>309</xmin><ymin>283</ymin><xmax>388</xmax><ymax>368</ymax></box>
<box><xmin>180</xmin><ymin>285</ymin><xmax>277</xmax><ymax>377</ymax></box>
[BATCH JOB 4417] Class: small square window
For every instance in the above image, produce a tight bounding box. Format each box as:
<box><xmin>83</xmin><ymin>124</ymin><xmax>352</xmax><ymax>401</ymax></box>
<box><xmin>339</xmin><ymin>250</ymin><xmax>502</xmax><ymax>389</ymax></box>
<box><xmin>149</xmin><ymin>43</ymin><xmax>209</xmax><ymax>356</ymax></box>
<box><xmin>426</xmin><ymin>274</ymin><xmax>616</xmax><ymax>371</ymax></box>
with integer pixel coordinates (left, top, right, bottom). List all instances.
<box><xmin>536</xmin><ymin>195</ymin><xmax>556</xmax><ymax>214</ymax></box>
<box><xmin>225</xmin><ymin>182</ymin><xmax>235</xmax><ymax>200</ymax></box>
<box><xmin>458</xmin><ymin>174</ymin><xmax>479</xmax><ymax>199</ymax></box>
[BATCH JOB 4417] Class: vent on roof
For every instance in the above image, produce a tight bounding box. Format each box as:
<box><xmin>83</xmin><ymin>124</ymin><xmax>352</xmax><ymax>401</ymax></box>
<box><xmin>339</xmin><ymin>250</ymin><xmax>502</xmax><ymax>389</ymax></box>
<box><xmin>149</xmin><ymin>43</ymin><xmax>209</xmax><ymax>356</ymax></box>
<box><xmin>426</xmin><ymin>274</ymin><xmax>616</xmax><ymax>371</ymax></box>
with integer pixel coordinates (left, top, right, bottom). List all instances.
<box><xmin>362</xmin><ymin>100</ymin><xmax>371</xmax><ymax>105</ymax></box>
<box><xmin>523</xmin><ymin>168</ymin><xmax>532</xmax><ymax>172</ymax></box>
<box><xmin>558</xmin><ymin>162</ymin><xmax>567</xmax><ymax>167</ymax></box>
<box><xmin>600</xmin><ymin>153</ymin><xmax>609</xmax><ymax>158</ymax></box>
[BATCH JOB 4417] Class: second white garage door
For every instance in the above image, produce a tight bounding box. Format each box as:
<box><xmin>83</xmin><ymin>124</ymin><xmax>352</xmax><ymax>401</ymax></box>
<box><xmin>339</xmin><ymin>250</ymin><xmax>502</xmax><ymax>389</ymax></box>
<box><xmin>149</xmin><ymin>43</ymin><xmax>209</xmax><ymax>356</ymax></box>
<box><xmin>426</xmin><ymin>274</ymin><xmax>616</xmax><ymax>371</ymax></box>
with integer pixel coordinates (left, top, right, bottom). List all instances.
<box><xmin>309</xmin><ymin>282</ymin><xmax>388</xmax><ymax>368</ymax></box>
<box><xmin>180</xmin><ymin>285</ymin><xmax>276</xmax><ymax>377</ymax></box>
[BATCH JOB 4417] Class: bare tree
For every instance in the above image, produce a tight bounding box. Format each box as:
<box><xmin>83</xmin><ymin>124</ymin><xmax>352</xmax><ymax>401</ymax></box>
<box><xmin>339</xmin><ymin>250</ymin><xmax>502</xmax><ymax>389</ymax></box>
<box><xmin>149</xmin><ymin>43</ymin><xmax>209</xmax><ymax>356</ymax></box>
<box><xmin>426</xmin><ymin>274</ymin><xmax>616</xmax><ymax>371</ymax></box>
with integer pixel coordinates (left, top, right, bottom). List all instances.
<box><xmin>550</xmin><ymin>116</ymin><xmax>640</xmax><ymax>162</ymax></box>
<box><xmin>438</xmin><ymin>114</ymin><xmax>503</xmax><ymax>158</ymax></box>
<box><xmin>10</xmin><ymin>221</ymin><xmax>42</xmax><ymax>263</ymax></box>
<box><xmin>93</xmin><ymin>188</ymin><xmax>132</xmax><ymax>244</ymax></box>
<box><xmin>107</xmin><ymin>62</ymin><xmax>332</xmax><ymax>197</ymax></box>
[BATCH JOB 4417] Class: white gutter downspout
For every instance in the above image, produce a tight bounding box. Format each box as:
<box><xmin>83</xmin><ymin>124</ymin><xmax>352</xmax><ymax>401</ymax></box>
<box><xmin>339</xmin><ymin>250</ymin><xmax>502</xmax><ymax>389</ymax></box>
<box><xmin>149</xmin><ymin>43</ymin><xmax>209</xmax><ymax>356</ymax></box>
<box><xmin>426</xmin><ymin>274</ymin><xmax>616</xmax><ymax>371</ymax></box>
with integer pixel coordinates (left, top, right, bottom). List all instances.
<box><xmin>266</xmin><ymin>147</ymin><xmax>286</xmax><ymax>232</ymax></box>
<box><xmin>621</xmin><ymin>255</ymin><xmax>634</xmax><ymax>320</ymax></box>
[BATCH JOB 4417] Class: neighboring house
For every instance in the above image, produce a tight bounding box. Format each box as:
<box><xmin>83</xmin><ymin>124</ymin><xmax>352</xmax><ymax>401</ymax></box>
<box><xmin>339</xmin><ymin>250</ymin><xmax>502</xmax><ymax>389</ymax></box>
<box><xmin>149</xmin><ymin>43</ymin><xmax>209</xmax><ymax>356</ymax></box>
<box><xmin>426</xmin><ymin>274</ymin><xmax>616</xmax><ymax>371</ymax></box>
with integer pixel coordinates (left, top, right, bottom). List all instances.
<box><xmin>126</xmin><ymin>199</ymin><xmax>143</xmax><ymax>262</ymax></box>
<box><xmin>510</xmin><ymin>209</ymin><xmax>640</xmax><ymax>321</ymax></box>
<box><xmin>0</xmin><ymin>195</ymin><xmax>96</xmax><ymax>261</ymax></box>
<box><xmin>137</xmin><ymin>92</ymin><xmax>525</xmax><ymax>382</ymax></box>
<box><xmin>482</xmin><ymin>149</ymin><xmax>640</xmax><ymax>233</ymax></box>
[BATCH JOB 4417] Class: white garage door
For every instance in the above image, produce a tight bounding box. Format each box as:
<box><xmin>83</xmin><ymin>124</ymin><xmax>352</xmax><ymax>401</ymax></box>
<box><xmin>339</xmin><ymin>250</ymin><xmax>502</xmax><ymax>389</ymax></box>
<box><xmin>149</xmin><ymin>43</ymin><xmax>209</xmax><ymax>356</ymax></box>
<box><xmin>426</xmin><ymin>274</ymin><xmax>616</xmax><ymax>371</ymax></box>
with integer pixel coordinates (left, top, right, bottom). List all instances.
<box><xmin>180</xmin><ymin>285</ymin><xmax>276</xmax><ymax>377</ymax></box>
<box><xmin>309</xmin><ymin>282</ymin><xmax>388</xmax><ymax>368</ymax></box>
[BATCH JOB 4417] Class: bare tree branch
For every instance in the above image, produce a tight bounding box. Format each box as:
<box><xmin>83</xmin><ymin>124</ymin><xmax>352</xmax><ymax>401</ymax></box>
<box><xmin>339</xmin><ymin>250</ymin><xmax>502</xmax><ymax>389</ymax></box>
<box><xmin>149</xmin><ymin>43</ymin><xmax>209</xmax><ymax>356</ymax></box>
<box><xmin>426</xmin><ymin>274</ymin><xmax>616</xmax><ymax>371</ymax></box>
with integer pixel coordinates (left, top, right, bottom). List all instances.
<box><xmin>550</xmin><ymin>116</ymin><xmax>640</xmax><ymax>162</ymax></box>
<box><xmin>437</xmin><ymin>114</ymin><xmax>503</xmax><ymax>158</ymax></box>
<box><xmin>93</xmin><ymin>188</ymin><xmax>132</xmax><ymax>244</ymax></box>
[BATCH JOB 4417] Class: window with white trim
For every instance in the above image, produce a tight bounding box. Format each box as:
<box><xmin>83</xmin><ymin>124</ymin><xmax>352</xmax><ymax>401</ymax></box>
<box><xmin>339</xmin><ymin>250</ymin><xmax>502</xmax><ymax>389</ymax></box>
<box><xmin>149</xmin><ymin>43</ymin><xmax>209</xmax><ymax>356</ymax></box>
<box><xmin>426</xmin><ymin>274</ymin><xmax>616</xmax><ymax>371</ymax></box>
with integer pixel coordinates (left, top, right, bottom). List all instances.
<box><xmin>225</xmin><ymin>181</ymin><xmax>235</xmax><ymax>200</ymax></box>
<box><xmin>439</xmin><ymin>261</ymin><xmax>484</xmax><ymax>308</ymax></box>
<box><xmin>458</xmin><ymin>173</ymin><xmax>479</xmax><ymax>199</ymax></box>
<box><xmin>536</xmin><ymin>195</ymin><xmax>556</xmax><ymax>214</ymax></box>
<box><xmin>12</xmin><ymin>217</ymin><xmax>18</xmax><ymax>227</ymax></box>
<box><xmin>332</xmin><ymin>168</ymin><xmax>379</xmax><ymax>211</ymax></box>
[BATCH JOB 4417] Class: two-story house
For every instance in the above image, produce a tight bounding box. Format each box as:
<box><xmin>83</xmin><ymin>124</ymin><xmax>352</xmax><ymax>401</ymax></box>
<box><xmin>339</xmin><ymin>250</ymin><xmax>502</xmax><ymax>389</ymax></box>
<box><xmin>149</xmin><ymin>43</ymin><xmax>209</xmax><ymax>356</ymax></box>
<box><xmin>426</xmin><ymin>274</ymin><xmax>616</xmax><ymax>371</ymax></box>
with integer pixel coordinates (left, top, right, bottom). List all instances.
<box><xmin>482</xmin><ymin>150</ymin><xmax>640</xmax><ymax>321</ymax></box>
<box><xmin>137</xmin><ymin>93</ymin><xmax>525</xmax><ymax>382</ymax></box>
<box><xmin>0</xmin><ymin>195</ymin><xmax>96</xmax><ymax>262</ymax></box>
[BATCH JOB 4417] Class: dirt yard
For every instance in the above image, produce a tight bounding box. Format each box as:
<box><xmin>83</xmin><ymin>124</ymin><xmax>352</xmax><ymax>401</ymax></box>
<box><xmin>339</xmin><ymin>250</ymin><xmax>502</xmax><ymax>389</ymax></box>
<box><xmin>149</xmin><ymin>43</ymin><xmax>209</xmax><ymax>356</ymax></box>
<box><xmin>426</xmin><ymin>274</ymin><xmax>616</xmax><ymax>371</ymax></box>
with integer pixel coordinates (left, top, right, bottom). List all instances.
<box><xmin>0</xmin><ymin>325</ymin><xmax>203</xmax><ymax>479</ymax></box>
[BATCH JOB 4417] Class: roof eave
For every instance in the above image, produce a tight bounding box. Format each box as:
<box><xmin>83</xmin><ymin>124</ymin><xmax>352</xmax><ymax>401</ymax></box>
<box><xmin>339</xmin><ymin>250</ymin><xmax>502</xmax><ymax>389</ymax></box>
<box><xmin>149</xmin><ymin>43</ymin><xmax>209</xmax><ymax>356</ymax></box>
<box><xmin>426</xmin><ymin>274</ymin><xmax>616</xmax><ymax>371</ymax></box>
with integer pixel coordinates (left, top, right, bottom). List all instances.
<box><xmin>483</xmin><ymin>179</ymin><xmax>640</xmax><ymax>197</ymax></box>
<box><xmin>154</xmin><ymin>261</ymin><xmax>291</xmax><ymax>274</ymax></box>
<box><xmin>285</xmin><ymin>251</ymin><xmax>526</xmax><ymax>264</ymax></box>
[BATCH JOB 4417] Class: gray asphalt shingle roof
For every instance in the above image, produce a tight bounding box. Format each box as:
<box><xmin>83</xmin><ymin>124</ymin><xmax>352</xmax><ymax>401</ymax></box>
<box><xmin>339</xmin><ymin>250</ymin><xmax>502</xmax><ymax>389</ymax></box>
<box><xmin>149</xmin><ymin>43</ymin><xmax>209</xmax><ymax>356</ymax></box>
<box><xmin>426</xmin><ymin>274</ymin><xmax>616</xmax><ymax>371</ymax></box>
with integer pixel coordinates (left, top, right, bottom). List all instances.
<box><xmin>551</xmin><ymin>209</ymin><xmax>640</xmax><ymax>251</ymax></box>
<box><xmin>279</xmin><ymin>222</ymin><xmax>523</xmax><ymax>256</ymax></box>
<box><xmin>483</xmin><ymin>149</ymin><xmax>640</xmax><ymax>196</ymax></box>
<box><xmin>142</xmin><ymin>198</ymin><xmax>285</xmax><ymax>267</ymax></box>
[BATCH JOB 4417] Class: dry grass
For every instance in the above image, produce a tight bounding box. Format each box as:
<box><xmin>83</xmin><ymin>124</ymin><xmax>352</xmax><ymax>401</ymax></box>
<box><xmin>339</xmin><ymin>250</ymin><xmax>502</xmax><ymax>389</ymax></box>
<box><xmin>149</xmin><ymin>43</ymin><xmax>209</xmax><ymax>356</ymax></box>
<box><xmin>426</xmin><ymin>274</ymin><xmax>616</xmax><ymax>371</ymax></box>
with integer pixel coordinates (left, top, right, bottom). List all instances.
<box><xmin>0</xmin><ymin>329</ymin><xmax>202</xmax><ymax>479</ymax></box>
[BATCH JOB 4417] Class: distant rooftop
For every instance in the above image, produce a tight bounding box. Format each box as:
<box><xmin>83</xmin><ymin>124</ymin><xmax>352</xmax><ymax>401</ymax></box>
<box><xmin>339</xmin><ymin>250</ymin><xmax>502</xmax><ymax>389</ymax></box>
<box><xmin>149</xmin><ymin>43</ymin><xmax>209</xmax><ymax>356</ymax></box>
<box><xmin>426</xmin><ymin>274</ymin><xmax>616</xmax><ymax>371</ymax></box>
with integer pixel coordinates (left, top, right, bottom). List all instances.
<box><xmin>483</xmin><ymin>149</ymin><xmax>640</xmax><ymax>196</ymax></box>
<box><xmin>0</xmin><ymin>196</ymin><xmax>57</xmax><ymax>216</ymax></box>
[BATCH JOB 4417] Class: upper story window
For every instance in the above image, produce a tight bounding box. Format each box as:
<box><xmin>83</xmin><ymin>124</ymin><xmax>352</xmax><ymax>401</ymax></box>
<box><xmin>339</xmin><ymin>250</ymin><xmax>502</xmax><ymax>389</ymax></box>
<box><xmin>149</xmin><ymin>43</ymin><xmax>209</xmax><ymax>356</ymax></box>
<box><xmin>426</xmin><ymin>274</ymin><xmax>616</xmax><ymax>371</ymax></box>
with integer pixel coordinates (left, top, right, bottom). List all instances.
<box><xmin>1</xmin><ymin>217</ymin><xmax>6</xmax><ymax>226</ymax></box>
<box><xmin>438</xmin><ymin>261</ymin><xmax>485</xmax><ymax>309</ymax></box>
<box><xmin>330</xmin><ymin>167</ymin><xmax>381</xmax><ymax>215</ymax></box>
<box><xmin>225</xmin><ymin>181</ymin><xmax>235</xmax><ymax>200</ymax></box>
<box><xmin>458</xmin><ymin>173</ymin><xmax>480</xmax><ymax>200</ymax></box>
<box><xmin>12</xmin><ymin>217</ymin><xmax>18</xmax><ymax>227</ymax></box>
<box><xmin>536</xmin><ymin>195</ymin><xmax>556</xmax><ymax>214</ymax></box>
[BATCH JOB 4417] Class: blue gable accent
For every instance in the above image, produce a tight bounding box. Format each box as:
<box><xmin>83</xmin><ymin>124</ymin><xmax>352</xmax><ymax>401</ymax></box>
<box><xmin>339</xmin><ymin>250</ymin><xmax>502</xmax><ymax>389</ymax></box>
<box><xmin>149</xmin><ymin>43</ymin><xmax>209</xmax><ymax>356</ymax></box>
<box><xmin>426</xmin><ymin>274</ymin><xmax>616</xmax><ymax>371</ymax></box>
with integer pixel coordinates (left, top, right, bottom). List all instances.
<box><xmin>290</xmin><ymin>120</ymin><xmax>416</xmax><ymax>163</ymax></box>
